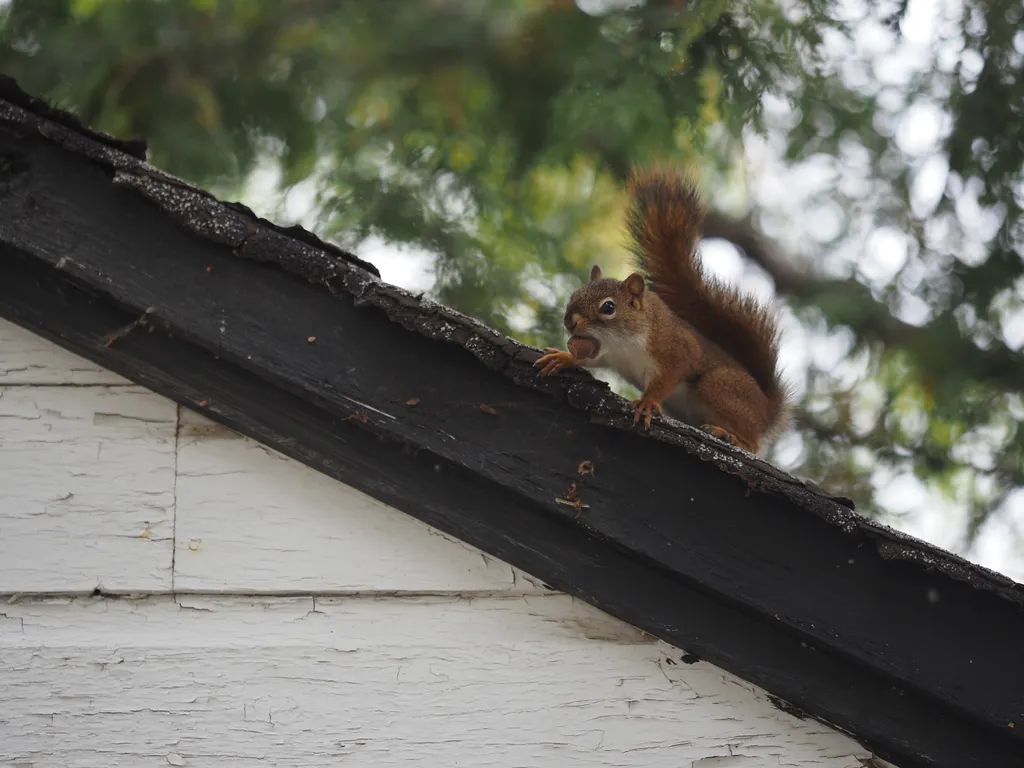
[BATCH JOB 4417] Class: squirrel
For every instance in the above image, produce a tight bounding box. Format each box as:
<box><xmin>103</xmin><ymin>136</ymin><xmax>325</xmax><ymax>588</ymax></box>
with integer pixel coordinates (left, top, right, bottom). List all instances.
<box><xmin>534</xmin><ymin>166</ymin><xmax>790</xmax><ymax>453</ymax></box>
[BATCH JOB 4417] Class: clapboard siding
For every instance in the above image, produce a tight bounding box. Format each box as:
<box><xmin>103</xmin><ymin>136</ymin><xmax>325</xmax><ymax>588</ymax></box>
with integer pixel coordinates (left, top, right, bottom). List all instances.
<box><xmin>174</xmin><ymin>408</ymin><xmax>540</xmax><ymax>594</ymax></box>
<box><xmin>0</xmin><ymin>383</ymin><xmax>176</xmax><ymax>594</ymax></box>
<box><xmin>0</xmin><ymin>595</ymin><xmax>870</xmax><ymax>768</ymax></box>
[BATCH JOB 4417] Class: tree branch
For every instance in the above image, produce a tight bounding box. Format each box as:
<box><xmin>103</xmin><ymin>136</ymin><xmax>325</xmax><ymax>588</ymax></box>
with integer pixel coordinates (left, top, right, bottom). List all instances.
<box><xmin>702</xmin><ymin>210</ymin><xmax>806</xmax><ymax>293</ymax></box>
<box><xmin>701</xmin><ymin>211</ymin><xmax>1024</xmax><ymax>394</ymax></box>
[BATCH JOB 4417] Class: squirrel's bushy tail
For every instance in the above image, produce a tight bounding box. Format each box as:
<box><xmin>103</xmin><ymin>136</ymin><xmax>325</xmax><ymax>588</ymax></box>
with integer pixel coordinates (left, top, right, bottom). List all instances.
<box><xmin>625</xmin><ymin>166</ymin><xmax>789</xmax><ymax>429</ymax></box>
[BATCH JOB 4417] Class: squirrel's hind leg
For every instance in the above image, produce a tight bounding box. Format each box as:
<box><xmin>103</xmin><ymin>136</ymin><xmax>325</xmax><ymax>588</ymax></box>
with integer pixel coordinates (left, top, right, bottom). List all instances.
<box><xmin>700</xmin><ymin>424</ymin><xmax>757</xmax><ymax>453</ymax></box>
<box><xmin>692</xmin><ymin>368</ymin><xmax>767</xmax><ymax>453</ymax></box>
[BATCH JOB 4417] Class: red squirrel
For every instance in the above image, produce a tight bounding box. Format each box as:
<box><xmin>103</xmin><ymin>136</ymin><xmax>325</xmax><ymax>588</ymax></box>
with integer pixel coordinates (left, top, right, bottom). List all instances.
<box><xmin>534</xmin><ymin>167</ymin><xmax>791</xmax><ymax>453</ymax></box>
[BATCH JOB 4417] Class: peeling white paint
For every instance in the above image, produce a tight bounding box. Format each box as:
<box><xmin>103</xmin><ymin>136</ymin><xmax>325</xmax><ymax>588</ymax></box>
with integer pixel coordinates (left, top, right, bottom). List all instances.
<box><xmin>0</xmin><ymin>595</ymin><xmax>871</xmax><ymax>768</ymax></box>
<box><xmin>0</xmin><ymin>382</ymin><xmax>175</xmax><ymax>594</ymax></box>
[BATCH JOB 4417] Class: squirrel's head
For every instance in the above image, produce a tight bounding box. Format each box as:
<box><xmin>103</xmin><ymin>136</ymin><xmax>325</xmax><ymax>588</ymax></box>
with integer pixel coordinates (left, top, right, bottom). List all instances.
<box><xmin>563</xmin><ymin>264</ymin><xmax>649</xmax><ymax>357</ymax></box>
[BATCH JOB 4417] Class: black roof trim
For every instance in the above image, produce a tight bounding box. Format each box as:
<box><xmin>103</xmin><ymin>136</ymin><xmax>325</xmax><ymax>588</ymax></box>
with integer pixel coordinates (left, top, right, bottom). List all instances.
<box><xmin>2</xmin><ymin>77</ymin><xmax>1023</xmax><ymax>768</ymax></box>
<box><xmin>0</xmin><ymin>74</ymin><xmax>149</xmax><ymax>160</ymax></box>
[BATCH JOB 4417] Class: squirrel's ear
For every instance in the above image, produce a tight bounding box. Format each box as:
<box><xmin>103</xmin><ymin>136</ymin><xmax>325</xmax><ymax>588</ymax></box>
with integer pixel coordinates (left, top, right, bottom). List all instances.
<box><xmin>589</xmin><ymin>264</ymin><xmax>603</xmax><ymax>282</ymax></box>
<box><xmin>623</xmin><ymin>272</ymin><xmax>646</xmax><ymax>298</ymax></box>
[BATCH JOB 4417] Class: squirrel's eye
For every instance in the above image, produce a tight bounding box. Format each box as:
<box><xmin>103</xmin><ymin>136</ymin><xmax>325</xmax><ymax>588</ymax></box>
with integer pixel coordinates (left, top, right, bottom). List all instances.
<box><xmin>599</xmin><ymin>300</ymin><xmax>615</xmax><ymax>316</ymax></box>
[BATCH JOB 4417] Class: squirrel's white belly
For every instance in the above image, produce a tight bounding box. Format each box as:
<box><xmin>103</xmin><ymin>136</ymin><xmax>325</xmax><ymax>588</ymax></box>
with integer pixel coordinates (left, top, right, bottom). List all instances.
<box><xmin>591</xmin><ymin>333</ymin><xmax>656</xmax><ymax>392</ymax></box>
<box><xmin>590</xmin><ymin>333</ymin><xmax>707</xmax><ymax>426</ymax></box>
<box><xmin>663</xmin><ymin>382</ymin><xmax>710</xmax><ymax>425</ymax></box>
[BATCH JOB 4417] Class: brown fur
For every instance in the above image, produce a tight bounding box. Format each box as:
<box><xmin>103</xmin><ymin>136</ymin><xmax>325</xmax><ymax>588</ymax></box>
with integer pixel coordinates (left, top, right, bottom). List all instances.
<box><xmin>625</xmin><ymin>166</ymin><xmax>790</xmax><ymax>432</ymax></box>
<box><xmin>535</xmin><ymin>164</ymin><xmax>792</xmax><ymax>453</ymax></box>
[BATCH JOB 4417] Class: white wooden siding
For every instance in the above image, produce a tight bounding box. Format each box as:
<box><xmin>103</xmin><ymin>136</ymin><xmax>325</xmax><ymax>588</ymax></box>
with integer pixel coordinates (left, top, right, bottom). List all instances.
<box><xmin>0</xmin><ymin>318</ymin><xmax>878</xmax><ymax>767</ymax></box>
<box><xmin>0</xmin><ymin>384</ymin><xmax>176</xmax><ymax>594</ymax></box>
<box><xmin>2</xmin><ymin>595</ymin><xmax>870</xmax><ymax>768</ymax></box>
<box><xmin>173</xmin><ymin>408</ymin><xmax>531</xmax><ymax>594</ymax></box>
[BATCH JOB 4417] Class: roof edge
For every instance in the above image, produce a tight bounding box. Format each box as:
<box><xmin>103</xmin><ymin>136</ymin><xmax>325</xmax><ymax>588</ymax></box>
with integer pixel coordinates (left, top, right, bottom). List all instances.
<box><xmin>0</xmin><ymin>74</ymin><xmax>148</xmax><ymax>160</ymax></box>
<box><xmin>3</xmin><ymin>77</ymin><xmax>1017</xmax><ymax>604</ymax></box>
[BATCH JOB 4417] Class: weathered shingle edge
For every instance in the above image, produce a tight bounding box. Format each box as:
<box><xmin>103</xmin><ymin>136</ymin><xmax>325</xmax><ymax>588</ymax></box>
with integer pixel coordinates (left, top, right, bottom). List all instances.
<box><xmin>2</xmin><ymin>77</ymin><xmax>1021</xmax><ymax>605</ymax></box>
<box><xmin>0</xmin><ymin>74</ymin><xmax>148</xmax><ymax>159</ymax></box>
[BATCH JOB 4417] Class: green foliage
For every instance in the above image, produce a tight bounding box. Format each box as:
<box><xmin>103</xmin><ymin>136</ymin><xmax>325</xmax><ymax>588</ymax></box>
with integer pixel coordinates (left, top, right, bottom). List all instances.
<box><xmin>3</xmin><ymin>0</ymin><xmax>1023</xmax><ymax>568</ymax></box>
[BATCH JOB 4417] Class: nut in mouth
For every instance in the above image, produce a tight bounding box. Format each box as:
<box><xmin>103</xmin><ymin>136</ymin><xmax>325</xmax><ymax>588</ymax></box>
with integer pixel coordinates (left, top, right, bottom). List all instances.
<box><xmin>567</xmin><ymin>334</ymin><xmax>600</xmax><ymax>360</ymax></box>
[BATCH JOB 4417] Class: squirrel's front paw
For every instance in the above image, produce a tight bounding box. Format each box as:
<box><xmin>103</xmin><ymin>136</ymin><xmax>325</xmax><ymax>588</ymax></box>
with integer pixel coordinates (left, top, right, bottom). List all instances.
<box><xmin>631</xmin><ymin>397</ymin><xmax>663</xmax><ymax>428</ymax></box>
<box><xmin>534</xmin><ymin>348</ymin><xmax>575</xmax><ymax>377</ymax></box>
